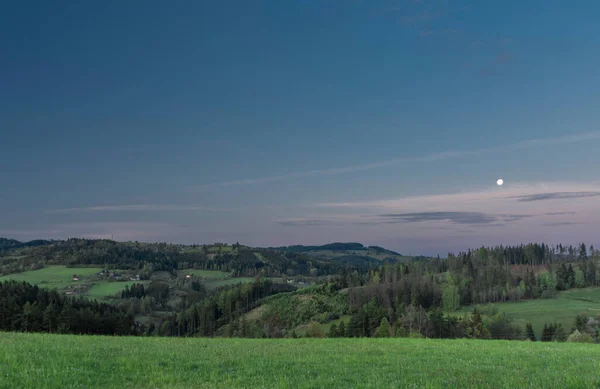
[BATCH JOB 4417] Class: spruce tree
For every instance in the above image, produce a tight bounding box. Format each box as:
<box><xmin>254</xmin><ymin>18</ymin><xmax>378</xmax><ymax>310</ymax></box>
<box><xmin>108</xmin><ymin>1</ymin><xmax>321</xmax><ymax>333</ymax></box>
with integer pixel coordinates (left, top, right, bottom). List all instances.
<box><xmin>552</xmin><ymin>323</ymin><xmax>567</xmax><ymax>342</ymax></box>
<box><xmin>525</xmin><ymin>322</ymin><xmax>536</xmax><ymax>341</ymax></box>
<box><xmin>338</xmin><ymin>321</ymin><xmax>346</xmax><ymax>337</ymax></box>
<box><xmin>375</xmin><ymin>317</ymin><xmax>391</xmax><ymax>338</ymax></box>
<box><xmin>328</xmin><ymin>323</ymin><xmax>339</xmax><ymax>338</ymax></box>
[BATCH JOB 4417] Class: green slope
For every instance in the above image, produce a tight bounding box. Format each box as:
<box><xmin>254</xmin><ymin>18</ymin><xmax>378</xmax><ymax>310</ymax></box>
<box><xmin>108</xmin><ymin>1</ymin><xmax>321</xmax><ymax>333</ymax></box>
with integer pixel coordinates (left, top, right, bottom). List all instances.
<box><xmin>453</xmin><ymin>287</ymin><xmax>600</xmax><ymax>338</ymax></box>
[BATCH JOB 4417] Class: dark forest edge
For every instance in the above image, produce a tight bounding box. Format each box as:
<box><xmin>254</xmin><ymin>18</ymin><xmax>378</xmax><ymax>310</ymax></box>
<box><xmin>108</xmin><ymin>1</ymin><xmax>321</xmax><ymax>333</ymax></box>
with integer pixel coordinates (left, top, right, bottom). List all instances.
<box><xmin>1</xmin><ymin>238</ymin><xmax>599</xmax><ymax>344</ymax></box>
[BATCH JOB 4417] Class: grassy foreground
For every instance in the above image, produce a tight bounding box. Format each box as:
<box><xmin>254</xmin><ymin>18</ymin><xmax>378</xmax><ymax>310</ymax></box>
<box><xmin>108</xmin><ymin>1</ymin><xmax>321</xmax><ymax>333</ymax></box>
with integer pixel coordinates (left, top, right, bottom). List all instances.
<box><xmin>1</xmin><ymin>333</ymin><xmax>600</xmax><ymax>389</ymax></box>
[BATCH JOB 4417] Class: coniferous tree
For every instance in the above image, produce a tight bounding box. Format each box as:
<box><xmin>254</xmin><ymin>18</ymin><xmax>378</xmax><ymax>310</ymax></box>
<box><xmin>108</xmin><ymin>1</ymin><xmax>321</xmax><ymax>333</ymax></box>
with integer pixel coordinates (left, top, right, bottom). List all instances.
<box><xmin>552</xmin><ymin>323</ymin><xmax>567</xmax><ymax>342</ymax></box>
<box><xmin>374</xmin><ymin>317</ymin><xmax>391</xmax><ymax>338</ymax></box>
<box><xmin>525</xmin><ymin>322</ymin><xmax>536</xmax><ymax>341</ymax></box>
<box><xmin>567</xmin><ymin>264</ymin><xmax>576</xmax><ymax>288</ymax></box>
<box><xmin>328</xmin><ymin>323</ymin><xmax>339</xmax><ymax>338</ymax></box>
<box><xmin>541</xmin><ymin>324</ymin><xmax>550</xmax><ymax>342</ymax></box>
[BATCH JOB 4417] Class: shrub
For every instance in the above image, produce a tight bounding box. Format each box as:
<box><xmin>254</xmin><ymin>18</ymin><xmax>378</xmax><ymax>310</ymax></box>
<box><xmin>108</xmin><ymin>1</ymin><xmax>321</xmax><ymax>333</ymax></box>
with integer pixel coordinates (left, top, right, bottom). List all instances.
<box><xmin>567</xmin><ymin>330</ymin><xmax>595</xmax><ymax>343</ymax></box>
<box><xmin>306</xmin><ymin>321</ymin><xmax>325</xmax><ymax>338</ymax></box>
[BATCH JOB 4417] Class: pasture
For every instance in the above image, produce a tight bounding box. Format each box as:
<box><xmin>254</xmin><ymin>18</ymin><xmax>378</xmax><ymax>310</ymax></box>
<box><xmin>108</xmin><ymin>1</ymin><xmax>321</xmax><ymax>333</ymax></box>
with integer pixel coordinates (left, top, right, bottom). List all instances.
<box><xmin>1</xmin><ymin>332</ymin><xmax>599</xmax><ymax>388</ymax></box>
<box><xmin>184</xmin><ymin>269</ymin><xmax>230</xmax><ymax>279</ymax></box>
<box><xmin>85</xmin><ymin>281</ymin><xmax>150</xmax><ymax>299</ymax></box>
<box><xmin>0</xmin><ymin>265</ymin><xmax>100</xmax><ymax>289</ymax></box>
<box><xmin>455</xmin><ymin>288</ymin><xmax>600</xmax><ymax>338</ymax></box>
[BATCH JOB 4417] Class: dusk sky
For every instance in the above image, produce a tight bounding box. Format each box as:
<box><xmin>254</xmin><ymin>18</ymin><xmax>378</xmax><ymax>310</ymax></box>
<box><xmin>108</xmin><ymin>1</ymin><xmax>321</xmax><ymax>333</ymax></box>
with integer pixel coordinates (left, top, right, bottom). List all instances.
<box><xmin>2</xmin><ymin>1</ymin><xmax>600</xmax><ymax>255</ymax></box>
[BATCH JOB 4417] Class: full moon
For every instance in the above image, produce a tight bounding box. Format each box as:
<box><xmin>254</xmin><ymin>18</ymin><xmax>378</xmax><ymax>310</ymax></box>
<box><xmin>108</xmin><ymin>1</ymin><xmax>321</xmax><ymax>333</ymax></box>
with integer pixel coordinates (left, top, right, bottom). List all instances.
<box><xmin>497</xmin><ymin>179</ymin><xmax>504</xmax><ymax>186</ymax></box>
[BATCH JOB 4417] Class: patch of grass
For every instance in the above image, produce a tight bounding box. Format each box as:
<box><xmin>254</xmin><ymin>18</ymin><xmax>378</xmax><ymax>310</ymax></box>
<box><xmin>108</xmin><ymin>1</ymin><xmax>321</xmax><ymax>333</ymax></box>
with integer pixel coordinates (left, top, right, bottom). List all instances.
<box><xmin>296</xmin><ymin>315</ymin><xmax>352</xmax><ymax>336</ymax></box>
<box><xmin>1</xmin><ymin>332</ymin><xmax>599</xmax><ymax>388</ymax></box>
<box><xmin>454</xmin><ymin>288</ymin><xmax>600</xmax><ymax>338</ymax></box>
<box><xmin>204</xmin><ymin>277</ymin><xmax>255</xmax><ymax>291</ymax></box>
<box><xmin>0</xmin><ymin>266</ymin><xmax>100</xmax><ymax>289</ymax></box>
<box><xmin>85</xmin><ymin>281</ymin><xmax>150</xmax><ymax>299</ymax></box>
<box><xmin>185</xmin><ymin>269</ymin><xmax>229</xmax><ymax>279</ymax></box>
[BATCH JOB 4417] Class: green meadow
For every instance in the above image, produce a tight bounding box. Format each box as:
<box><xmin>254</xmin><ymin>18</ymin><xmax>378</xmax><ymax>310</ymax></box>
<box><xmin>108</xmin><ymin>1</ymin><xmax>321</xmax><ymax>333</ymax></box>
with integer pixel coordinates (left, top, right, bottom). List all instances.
<box><xmin>454</xmin><ymin>288</ymin><xmax>600</xmax><ymax>338</ymax></box>
<box><xmin>0</xmin><ymin>266</ymin><xmax>100</xmax><ymax>288</ymax></box>
<box><xmin>0</xmin><ymin>266</ymin><xmax>148</xmax><ymax>299</ymax></box>
<box><xmin>85</xmin><ymin>281</ymin><xmax>151</xmax><ymax>299</ymax></box>
<box><xmin>1</xmin><ymin>332</ymin><xmax>599</xmax><ymax>389</ymax></box>
<box><xmin>184</xmin><ymin>269</ymin><xmax>230</xmax><ymax>279</ymax></box>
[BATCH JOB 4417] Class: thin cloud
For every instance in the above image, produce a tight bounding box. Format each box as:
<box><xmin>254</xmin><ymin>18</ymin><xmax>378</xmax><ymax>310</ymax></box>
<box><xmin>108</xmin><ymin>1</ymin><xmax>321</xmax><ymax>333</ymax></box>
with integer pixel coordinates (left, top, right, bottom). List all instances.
<box><xmin>277</xmin><ymin>219</ymin><xmax>336</xmax><ymax>227</ymax></box>
<box><xmin>380</xmin><ymin>212</ymin><xmax>497</xmax><ymax>225</ymax></box>
<box><xmin>195</xmin><ymin>132</ymin><xmax>600</xmax><ymax>190</ymax></box>
<box><xmin>379</xmin><ymin>212</ymin><xmax>532</xmax><ymax>225</ymax></box>
<box><xmin>513</xmin><ymin>192</ymin><xmax>600</xmax><ymax>202</ymax></box>
<box><xmin>545</xmin><ymin>212</ymin><xmax>576</xmax><ymax>216</ymax></box>
<box><xmin>542</xmin><ymin>222</ymin><xmax>584</xmax><ymax>227</ymax></box>
<box><xmin>46</xmin><ymin>205</ymin><xmax>230</xmax><ymax>214</ymax></box>
<box><xmin>499</xmin><ymin>214</ymin><xmax>534</xmax><ymax>222</ymax></box>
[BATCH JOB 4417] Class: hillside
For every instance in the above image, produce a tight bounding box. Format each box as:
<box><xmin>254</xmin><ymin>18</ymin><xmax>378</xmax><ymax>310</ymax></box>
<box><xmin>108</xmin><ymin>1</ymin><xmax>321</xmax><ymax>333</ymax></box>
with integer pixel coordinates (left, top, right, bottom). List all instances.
<box><xmin>2</xmin><ymin>332</ymin><xmax>598</xmax><ymax>389</ymax></box>
<box><xmin>453</xmin><ymin>287</ymin><xmax>600</xmax><ymax>339</ymax></box>
<box><xmin>270</xmin><ymin>242</ymin><xmax>424</xmax><ymax>267</ymax></box>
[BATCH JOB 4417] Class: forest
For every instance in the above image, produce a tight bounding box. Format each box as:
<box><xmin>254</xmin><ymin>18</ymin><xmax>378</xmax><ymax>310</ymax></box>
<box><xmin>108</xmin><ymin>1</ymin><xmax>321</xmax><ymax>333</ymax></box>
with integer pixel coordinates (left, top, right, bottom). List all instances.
<box><xmin>1</xmin><ymin>238</ymin><xmax>599</xmax><ymax>343</ymax></box>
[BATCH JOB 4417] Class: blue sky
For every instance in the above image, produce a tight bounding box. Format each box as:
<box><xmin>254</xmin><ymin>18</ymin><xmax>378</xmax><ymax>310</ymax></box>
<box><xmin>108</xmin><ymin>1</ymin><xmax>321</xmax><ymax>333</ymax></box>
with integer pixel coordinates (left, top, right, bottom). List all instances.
<box><xmin>2</xmin><ymin>0</ymin><xmax>600</xmax><ymax>255</ymax></box>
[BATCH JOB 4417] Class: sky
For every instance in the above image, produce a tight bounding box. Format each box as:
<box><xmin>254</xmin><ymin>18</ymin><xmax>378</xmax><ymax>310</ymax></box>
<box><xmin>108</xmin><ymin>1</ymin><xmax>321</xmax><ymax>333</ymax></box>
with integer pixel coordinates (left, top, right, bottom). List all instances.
<box><xmin>1</xmin><ymin>0</ymin><xmax>600</xmax><ymax>255</ymax></box>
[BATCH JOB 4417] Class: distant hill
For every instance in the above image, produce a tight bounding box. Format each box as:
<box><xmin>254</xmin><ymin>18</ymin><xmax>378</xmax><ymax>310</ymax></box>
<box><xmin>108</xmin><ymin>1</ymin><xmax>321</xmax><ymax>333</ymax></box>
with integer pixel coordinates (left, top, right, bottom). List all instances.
<box><xmin>268</xmin><ymin>242</ymin><xmax>422</xmax><ymax>267</ymax></box>
<box><xmin>270</xmin><ymin>242</ymin><xmax>400</xmax><ymax>255</ymax></box>
<box><xmin>0</xmin><ymin>238</ymin><xmax>52</xmax><ymax>250</ymax></box>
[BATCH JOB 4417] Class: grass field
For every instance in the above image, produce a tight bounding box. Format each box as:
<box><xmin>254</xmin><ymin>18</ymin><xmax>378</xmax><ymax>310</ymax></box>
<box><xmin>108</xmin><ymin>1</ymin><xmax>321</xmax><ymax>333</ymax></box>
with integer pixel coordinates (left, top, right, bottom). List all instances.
<box><xmin>182</xmin><ymin>269</ymin><xmax>257</xmax><ymax>290</ymax></box>
<box><xmin>204</xmin><ymin>277</ymin><xmax>256</xmax><ymax>290</ymax></box>
<box><xmin>184</xmin><ymin>269</ymin><xmax>230</xmax><ymax>279</ymax></box>
<box><xmin>0</xmin><ymin>266</ymin><xmax>100</xmax><ymax>289</ymax></box>
<box><xmin>1</xmin><ymin>333</ymin><xmax>599</xmax><ymax>389</ymax></box>
<box><xmin>454</xmin><ymin>288</ymin><xmax>600</xmax><ymax>338</ymax></box>
<box><xmin>85</xmin><ymin>281</ymin><xmax>150</xmax><ymax>299</ymax></box>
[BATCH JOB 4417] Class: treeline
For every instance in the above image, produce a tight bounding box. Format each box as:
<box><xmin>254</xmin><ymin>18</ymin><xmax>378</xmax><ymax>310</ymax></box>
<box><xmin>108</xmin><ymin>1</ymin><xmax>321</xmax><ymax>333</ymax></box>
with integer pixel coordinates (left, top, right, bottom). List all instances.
<box><xmin>0</xmin><ymin>280</ymin><xmax>139</xmax><ymax>335</ymax></box>
<box><xmin>343</xmin><ymin>243</ymin><xmax>599</xmax><ymax>313</ymax></box>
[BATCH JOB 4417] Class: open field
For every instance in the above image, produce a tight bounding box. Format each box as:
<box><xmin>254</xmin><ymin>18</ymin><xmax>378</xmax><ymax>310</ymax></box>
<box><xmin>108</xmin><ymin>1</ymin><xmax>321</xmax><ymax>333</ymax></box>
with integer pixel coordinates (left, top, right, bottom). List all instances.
<box><xmin>182</xmin><ymin>269</ymin><xmax>258</xmax><ymax>290</ymax></box>
<box><xmin>0</xmin><ymin>266</ymin><xmax>100</xmax><ymax>288</ymax></box>
<box><xmin>454</xmin><ymin>288</ymin><xmax>600</xmax><ymax>338</ymax></box>
<box><xmin>204</xmin><ymin>277</ymin><xmax>256</xmax><ymax>290</ymax></box>
<box><xmin>184</xmin><ymin>269</ymin><xmax>230</xmax><ymax>279</ymax></box>
<box><xmin>85</xmin><ymin>281</ymin><xmax>151</xmax><ymax>299</ymax></box>
<box><xmin>1</xmin><ymin>333</ymin><xmax>600</xmax><ymax>389</ymax></box>
<box><xmin>0</xmin><ymin>265</ymin><xmax>149</xmax><ymax>299</ymax></box>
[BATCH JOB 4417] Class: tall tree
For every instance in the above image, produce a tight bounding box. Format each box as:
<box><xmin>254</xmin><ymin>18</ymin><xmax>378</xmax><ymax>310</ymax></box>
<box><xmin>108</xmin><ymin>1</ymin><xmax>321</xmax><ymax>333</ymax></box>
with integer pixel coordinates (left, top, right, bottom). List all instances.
<box><xmin>525</xmin><ymin>322</ymin><xmax>536</xmax><ymax>341</ymax></box>
<box><xmin>374</xmin><ymin>317</ymin><xmax>391</xmax><ymax>338</ymax></box>
<box><xmin>442</xmin><ymin>275</ymin><xmax>460</xmax><ymax>312</ymax></box>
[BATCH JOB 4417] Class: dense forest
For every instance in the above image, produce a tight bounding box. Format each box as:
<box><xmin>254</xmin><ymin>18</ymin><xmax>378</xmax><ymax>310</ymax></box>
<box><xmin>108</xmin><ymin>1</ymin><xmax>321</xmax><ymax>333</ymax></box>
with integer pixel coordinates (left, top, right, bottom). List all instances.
<box><xmin>1</xmin><ymin>238</ymin><xmax>599</xmax><ymax>342</ymax></box>
<box><xmin>0</xmin><ymin>280</ymin><xmax>138</xmax><ymax>335</ymax></box>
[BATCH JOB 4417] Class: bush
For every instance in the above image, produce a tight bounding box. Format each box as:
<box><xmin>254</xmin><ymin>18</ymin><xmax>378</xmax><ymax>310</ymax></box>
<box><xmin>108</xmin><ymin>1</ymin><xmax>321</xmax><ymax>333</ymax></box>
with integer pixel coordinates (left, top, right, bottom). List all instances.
<box><xmin>567</xmin><ymin>330</ymin><xmax>595</xmax><ymax>343</ymax></box>
<box><xmin>306</xmin><ymin>321</ymin><xmax>325</xmax><ymax>338</ymax></box>
<box><xmin>487</xmin><ymin>313</ymin><xmax>523</xmax><ymax>340</ymax></box>
<box><xmin>394</xmin><ymin>324</ymin><xmax>408</xmax><ymax>338</ymax></box>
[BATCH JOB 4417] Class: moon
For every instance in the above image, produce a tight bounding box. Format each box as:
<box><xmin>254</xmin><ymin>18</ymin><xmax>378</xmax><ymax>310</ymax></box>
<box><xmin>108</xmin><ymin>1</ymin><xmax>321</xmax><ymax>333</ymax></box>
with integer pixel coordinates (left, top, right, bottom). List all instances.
<box><xmin>497</xmin><ymin>178</ymin><xmax>504</xmax><ymax>186</ymax></box>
